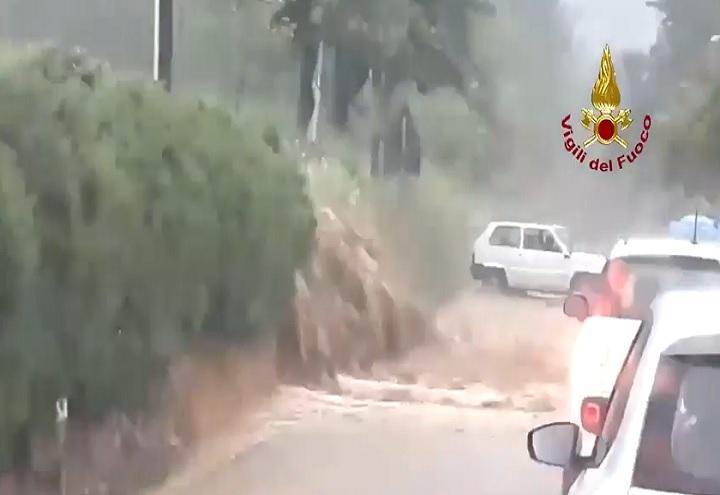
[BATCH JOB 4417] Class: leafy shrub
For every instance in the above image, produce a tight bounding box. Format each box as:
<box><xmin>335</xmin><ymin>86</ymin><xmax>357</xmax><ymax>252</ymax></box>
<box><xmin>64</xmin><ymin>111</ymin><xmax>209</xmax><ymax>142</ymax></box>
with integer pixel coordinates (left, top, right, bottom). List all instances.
<box><xmin>0</xmin><ymin>45</ymin><xmax>315</xmax><ymax>471</ymax></box>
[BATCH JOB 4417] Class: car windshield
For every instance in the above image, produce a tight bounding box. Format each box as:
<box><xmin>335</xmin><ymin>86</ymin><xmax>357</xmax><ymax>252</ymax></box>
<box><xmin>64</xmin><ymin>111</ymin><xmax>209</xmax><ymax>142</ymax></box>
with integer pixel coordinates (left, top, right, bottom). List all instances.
<box><xmin>633</xmin><ymin>354</ymin><xmax>720</xmax><ymax>495</ymax></box>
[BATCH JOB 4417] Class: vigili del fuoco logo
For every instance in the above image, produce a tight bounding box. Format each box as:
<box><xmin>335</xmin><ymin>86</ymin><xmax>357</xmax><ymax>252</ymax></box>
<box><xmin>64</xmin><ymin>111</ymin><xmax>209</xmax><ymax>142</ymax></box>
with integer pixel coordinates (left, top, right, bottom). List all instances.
<box><xmin>561</xmin><ymin>44</ymin><xmax>652</xmax><ymax>172</ymax></box>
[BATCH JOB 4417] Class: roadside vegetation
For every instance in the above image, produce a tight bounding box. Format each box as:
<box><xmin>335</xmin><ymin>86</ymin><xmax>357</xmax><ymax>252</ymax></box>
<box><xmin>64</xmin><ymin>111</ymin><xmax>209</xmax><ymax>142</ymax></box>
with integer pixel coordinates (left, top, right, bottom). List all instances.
<box><xmin>0</xmin><ymin>0</ymin><xmax>718</xmax><ymax>490</ymax></box>
<box><xmin>0</xmin><ymin>45</ymin><xmax>314</xmax><ymax>473</ymax></box>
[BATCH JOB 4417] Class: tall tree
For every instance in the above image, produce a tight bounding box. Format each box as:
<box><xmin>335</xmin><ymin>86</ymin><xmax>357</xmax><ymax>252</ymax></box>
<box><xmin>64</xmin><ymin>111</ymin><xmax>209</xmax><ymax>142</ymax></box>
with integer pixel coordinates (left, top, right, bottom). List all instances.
<box><xmin>633</xmin><ymin>1</ymin><xmax>720</xmax><ymax>194</ymax></box>
<box><xmin>646</xmin><ymin>0</ymin><xmax>720</xmax><ymax>112</ymax></box>
<box><xmin>270</xmin><ymin>0</ymin><xmax>495</xmax><ymax>176</ymax></box>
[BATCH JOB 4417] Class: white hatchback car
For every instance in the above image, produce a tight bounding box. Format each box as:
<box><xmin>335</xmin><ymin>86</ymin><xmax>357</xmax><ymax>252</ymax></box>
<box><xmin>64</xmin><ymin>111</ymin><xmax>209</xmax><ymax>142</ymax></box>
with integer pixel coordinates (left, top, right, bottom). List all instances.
<box><xmin>529</xmin><ymin>288</ymin><xmax>720</xmax><ymax>495</ymax></box>
<box><xmin>563</xmin><ymin>238</ymin><xmax>720</xmax><ymax>455</ymax></box>
<box><xmin>470</xmin><ymin>221</ymin><xmax>606</xmax><ymax>293</ymax></box>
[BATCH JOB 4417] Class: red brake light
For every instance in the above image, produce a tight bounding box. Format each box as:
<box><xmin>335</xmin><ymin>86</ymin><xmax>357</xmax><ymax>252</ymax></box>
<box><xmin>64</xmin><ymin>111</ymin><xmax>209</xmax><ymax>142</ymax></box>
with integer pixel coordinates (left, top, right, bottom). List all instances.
<box><xmin>581</xmin><ymin>397</ymin><xmax>609</xmax><ymax>436</ymax></box>
<box><xmin>592</xmin><ymin>296</ymin><xmax>613</xmax><ymax>316</ymax></box>
<box><xmin>607</xmin><ymin>259</ymin><xmax>628</xmax><ymax>290</ymax></box>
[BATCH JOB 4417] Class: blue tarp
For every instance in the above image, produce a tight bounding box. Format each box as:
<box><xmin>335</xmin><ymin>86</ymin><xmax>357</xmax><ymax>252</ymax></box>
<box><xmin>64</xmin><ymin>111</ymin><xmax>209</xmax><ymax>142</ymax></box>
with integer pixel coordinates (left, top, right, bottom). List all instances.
<box><xmin>669</xmin><ymin>214</ymin><xmax>720</xmax><ymax>242</ymax></box>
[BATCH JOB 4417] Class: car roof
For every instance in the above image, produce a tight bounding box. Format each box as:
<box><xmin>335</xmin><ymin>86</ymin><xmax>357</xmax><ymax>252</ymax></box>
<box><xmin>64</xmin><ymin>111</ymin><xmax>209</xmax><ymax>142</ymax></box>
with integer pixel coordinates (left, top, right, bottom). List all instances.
<box><xmin>487</xmin><ymin>221</ymin><xmax>565</xmax><ymax>230</ymax></box>
<box><xmin>649</xmin><ymin>287</ymin><xmax>720</xmax><ymax>352</ymax></box>
<box><xmin>610</xmin><ymin>237</ymin><xmax>720</xmax><ymax>261</ymax></box>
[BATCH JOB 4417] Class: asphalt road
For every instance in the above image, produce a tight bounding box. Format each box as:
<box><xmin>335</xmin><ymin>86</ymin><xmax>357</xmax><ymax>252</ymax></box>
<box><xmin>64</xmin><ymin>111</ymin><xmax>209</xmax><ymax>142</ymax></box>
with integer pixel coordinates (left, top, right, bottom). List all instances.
<box><xmin>164</xmin><ymin>401</ymin><xmax>562</xmax><ymax>495</ymax></box>
<box><xmin>152</xmin><ymin>290</ymin><xmax>575</xmax><ymax>495</ymax></box>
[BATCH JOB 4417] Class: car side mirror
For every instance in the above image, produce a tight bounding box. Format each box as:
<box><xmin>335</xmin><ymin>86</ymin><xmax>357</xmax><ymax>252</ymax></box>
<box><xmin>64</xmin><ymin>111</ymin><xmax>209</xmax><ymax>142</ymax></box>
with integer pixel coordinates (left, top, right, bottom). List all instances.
<box><xmin>563</xmin><ymin>293</ymin><xmax>589</xmax><ymax>321</ymax></box>
<box><xmin>527</xmin><ymin>422</ymin><xmax>579</xmax><ymax>468</ymax></box>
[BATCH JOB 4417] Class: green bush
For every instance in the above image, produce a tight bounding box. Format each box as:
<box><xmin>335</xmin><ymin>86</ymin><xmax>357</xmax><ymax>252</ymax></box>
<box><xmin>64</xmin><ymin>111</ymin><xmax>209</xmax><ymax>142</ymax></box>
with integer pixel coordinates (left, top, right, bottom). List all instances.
<box><xmin>0</xmin><ymin>45</ymin><xmax>315</xmax><ymax>471</ymax></box>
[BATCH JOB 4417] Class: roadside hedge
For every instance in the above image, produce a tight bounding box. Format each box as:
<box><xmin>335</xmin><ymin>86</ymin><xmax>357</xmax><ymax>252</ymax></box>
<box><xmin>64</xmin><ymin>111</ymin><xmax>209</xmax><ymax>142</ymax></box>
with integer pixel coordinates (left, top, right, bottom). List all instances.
<box><xmin>0</xmin><ymin>46</ymin><xmax>315</xmax><ymax>471</ymax></box>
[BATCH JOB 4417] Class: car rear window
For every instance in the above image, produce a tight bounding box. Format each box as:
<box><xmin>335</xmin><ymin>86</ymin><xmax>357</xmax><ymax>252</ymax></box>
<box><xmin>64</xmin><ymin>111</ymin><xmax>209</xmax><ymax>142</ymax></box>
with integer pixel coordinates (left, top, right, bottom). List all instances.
<box><xmin>619</xmin><ymin>255</ymin><xmax>720</xmax><ymax>272</ymax></box>
<box><xmin>633</xmin><ymin>354</ymin><xmax>720</xmax><ymax>495</ymax></box>
<box><xmin>600</xmin><ymin>255</ymin><xmax>720</xmax><ymax>295</ymax></box>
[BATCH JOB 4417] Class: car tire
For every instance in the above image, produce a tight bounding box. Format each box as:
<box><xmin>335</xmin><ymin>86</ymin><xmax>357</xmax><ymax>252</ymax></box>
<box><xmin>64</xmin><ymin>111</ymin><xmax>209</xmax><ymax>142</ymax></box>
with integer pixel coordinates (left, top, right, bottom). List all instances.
<box><xmin>482</xmin><ymin>268</ymin><xmax>508</xmax><ymax>292</ymax></box>
<box><xmin>470</xmin><ymin>261</ymin><xmax>484</xmax><ymax>280</ymax></box>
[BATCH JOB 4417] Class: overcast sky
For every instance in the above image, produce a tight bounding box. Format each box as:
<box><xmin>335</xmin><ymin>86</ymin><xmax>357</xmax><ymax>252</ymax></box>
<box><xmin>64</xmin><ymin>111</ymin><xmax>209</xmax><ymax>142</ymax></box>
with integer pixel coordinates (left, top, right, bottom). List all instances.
<box><xmin>561</xmin><ymin>0</ymin><xmax>663</xmax><ymax>55</ymax></box>
<box><xmin>554</xmin><ymin>0</ymin><xmax>664</xmax><ymax>110</ymax></box>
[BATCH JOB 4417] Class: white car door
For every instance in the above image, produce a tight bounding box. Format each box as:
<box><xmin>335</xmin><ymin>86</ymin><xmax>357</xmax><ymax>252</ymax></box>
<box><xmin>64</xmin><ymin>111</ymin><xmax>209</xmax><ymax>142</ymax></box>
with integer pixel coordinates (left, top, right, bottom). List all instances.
<box><xmin>569</xmin><ymin>316</ymin><xmax>643</xmax><ymax>456</ymax></box>
<box><xmin>516</xmin><ymin>227</ymin><xmax>567</xmax><ymax>290</ymax></box>
<box><xmin>485</xmin><ymin>225</ymin><xmax>523</xmax><ymax>286</ymax></box>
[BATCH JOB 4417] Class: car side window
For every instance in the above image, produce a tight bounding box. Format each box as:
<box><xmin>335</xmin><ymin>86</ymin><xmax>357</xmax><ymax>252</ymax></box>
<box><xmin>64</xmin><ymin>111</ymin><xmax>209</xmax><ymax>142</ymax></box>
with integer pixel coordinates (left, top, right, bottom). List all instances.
<box><xmin>489</xmin><ymin>226</ymin><xmax>521</xmax><ymax>248</ymax></box>
<box><xmin>523</xmin><ymin>228</ymin><xmax>561</xmax><ymax>252</ymax></box>
<box><xmin>594</xmin><ymin>322</ymin><xmax>652</xmax><ymax>458</ymax></box>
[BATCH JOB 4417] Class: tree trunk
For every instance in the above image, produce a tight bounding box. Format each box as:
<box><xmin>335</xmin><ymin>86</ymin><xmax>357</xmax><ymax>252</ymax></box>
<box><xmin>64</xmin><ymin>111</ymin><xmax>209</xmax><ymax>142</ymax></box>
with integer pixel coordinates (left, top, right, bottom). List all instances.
<box><xmin>331</xmin><ymin>45</ymin><xmax>370</xmax><ymax>130</ymax></box>
<box><xmin>155</xmin><ymin>0</ymin><xmax>173</xmax><ymax>91</ymax></box>
<box><xmin>297</xmin><ymin>43</ymin><xmax>319</xmax><ymax>133</ymax></box>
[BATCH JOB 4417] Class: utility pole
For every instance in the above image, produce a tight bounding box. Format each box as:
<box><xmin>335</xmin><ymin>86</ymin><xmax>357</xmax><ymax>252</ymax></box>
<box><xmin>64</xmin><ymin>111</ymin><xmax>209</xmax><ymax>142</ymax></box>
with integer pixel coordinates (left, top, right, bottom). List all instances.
<box><xmin>153</xmin><ymin>0</ymin><xmax>174</xmax><ymax>90</ymax></box>
<box><xmin>56</xmin><ymin>397</ymin><xmax>68</xmax><ymax>495</ymax></box>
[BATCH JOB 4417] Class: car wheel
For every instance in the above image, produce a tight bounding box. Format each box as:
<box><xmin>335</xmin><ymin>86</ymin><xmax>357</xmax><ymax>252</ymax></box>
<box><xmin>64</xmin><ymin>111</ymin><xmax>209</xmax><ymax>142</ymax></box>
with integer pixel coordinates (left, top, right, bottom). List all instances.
<box><xmin>470</xmin><ymin>262</ymin><xmax>484</xmax><ymax>281</ymax></box>
<box><xmin>483</xmin><ymin>268</ymin><xmax>508</xmax><ymax>292</ymax></box>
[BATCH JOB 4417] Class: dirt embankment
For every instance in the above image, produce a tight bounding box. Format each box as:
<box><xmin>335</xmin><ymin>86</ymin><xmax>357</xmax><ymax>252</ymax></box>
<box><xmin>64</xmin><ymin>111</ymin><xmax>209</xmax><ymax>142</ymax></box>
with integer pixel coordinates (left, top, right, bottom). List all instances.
<box><xmin>277</xmin><ymin>207</ymin><xmax>435</xmax><ymax>388</ymax></box>
<box><xmin>3</xmin><ymin>346</ymin><xmax>280</xmax><ymax>495</ymax></box>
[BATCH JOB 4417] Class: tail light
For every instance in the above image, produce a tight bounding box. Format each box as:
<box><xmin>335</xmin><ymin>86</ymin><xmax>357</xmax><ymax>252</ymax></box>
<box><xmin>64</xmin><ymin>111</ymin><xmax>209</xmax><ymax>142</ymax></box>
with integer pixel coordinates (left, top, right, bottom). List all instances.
<box><xmin>580</xmin><ymin>397</ymin><xmax>609</xmax><ymax>436</ymax></box>
<box><xmin>591</xmin><ymin>295</ymin><xmax>614</xmax><ymax>316</ymax></box>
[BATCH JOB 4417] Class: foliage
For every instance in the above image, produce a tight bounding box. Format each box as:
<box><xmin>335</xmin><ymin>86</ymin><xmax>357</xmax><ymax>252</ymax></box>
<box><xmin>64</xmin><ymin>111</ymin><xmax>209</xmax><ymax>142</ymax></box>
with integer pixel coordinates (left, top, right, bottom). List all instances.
<box><xmin>407</xmin><ymin>87</ymin><xmax>491</xmax><ymax>181</ymax></box>
<box><xmin>270</xmin><ymin>0</ymin><xmax>495</xmax><ymax>137</ymax></box>
<box><xmin>363</xmin><ymin>171</ymin><xmax>475</xmax><ymax>308</ymax></box>
<box><xmin>175</xmin><ymin>0</ymin><xmax>298</xmax><ymax>133</ymax></box>
<box><xmin>657</xmin><ymin>82</ymin><xmax>720</xmax><ymax>194</ymax></box>
<box><xmin>0</xmin><ymin>45</ymin><xmax>315</xmax><ymax>471</ymax></box>
<box><xmin>637</xmin><ymin>0</ymin><xmax>720</xmax><ymax>194</ymax></box>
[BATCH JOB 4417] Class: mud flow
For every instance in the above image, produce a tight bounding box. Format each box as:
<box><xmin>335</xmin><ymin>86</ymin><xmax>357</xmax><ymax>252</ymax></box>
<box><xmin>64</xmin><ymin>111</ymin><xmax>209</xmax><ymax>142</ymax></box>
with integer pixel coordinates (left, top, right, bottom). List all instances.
<box><xmin>351</xmin><ymin>289</ymin><xmax>579</xmax><ymax>413</ymax></box>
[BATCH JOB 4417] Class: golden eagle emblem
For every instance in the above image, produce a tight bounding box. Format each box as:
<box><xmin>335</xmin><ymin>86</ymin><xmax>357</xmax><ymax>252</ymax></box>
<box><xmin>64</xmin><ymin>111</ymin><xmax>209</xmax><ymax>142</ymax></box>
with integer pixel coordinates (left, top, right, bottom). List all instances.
<box><xmin>580</xmin><ymin>45</ymin><xmax>632</xmax><ymax>148</ymax></box>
